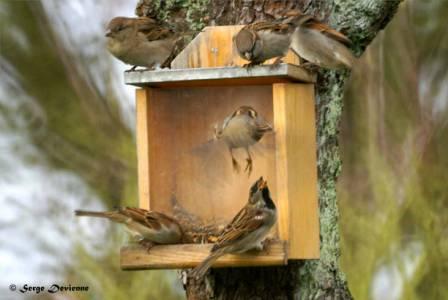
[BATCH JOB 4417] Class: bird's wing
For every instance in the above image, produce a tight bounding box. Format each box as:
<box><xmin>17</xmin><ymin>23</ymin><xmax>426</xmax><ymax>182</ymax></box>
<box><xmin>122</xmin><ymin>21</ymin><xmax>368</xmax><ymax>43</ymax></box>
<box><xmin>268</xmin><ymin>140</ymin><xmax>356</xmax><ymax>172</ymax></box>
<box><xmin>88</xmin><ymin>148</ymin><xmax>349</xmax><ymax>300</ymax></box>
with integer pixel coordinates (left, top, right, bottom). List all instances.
<box><xmin>211</xmin><ymin>207</ymin><xmax>265</xmax><ymax>252</ymax></box>
<box><xmin>248</xmin><ymin>21</ymin><xmax>292</xmax><ymax>34</ymax></box>
<box><xmin>121</xmin><ymin>207</ymin><xmax>180</xmax><ymax>231</ymax></box>
<box><xmin>256</xmin><ymin>118</ymin><xmax>273</xmax><ymax>132</ymax></box>
<box><xmin>134</xmin><ymin>18</ymin><xmax>175</xmax><ymax>41</ymax></box>
<box><xmin>144</xmin><ymin>211</ymin><xmax>180</xmax><ymax>231</ymax></box>
<box><xmin>307</xmin><ymin>20</ymin><xmax>352</xmax><ymax>46</ymax></box>
<box><xmin>251</xmin><ymin>118</ymin><xmax>273</xmax><ymax>141</ymax></box>
<box><xmin>120</xmin><ymin>207</ymin><xmax>148</xmax><ymax>223</ymax></box>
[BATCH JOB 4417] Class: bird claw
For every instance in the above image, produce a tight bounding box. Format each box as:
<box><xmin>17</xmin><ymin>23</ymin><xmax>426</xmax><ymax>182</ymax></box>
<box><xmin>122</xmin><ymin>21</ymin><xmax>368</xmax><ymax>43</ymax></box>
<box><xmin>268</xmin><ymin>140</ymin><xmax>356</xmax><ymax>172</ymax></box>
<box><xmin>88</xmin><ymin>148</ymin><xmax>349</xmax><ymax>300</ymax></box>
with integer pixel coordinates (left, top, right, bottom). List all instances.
<box><xmin>244</xmin><ymin>158</ymin><xmax>252</xmax><ymax>177</ymax></box>
<box><xmin>125</xmin><ymin>65</ymin><xmax>138</xmax><ymax>72</ymax></box>
<box><xmin>262</xmin><ymin>237</ymin><xmax>275</xmax><ymax>250</ymax></box>
<box><xmin>253</xmin><ymin>242</ymin><xmax>264</xmax><ymax>252</ymax></box>
<box><xmin>269</xmin><ymin>57</ymin><xmax>283</xmax><ymax>70</ymax></box>
<box><xmin>139</xmin><ymin>240</ymin><xmax>155</xmax><ymax>253</ymax></box>
<box><xmin>301</xmin><ymin>62</ymin><xmax>319</xmax><ymax>72</ymax></box>
<box><xmin>242</xmin><ymin>62</ymin><xmax>257</xmax><ymax>69</ymax></box>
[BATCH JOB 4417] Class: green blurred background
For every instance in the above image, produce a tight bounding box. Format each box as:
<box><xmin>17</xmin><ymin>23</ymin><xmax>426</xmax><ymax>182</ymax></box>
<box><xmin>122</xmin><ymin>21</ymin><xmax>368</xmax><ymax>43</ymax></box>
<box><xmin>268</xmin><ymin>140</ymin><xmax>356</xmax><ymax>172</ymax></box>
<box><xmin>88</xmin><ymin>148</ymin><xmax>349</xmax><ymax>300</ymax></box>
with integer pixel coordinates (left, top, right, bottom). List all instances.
<box><xmin>0</xmin><ymin>0</ymin><xmax>446</xmax><ymax>299</ymax></box>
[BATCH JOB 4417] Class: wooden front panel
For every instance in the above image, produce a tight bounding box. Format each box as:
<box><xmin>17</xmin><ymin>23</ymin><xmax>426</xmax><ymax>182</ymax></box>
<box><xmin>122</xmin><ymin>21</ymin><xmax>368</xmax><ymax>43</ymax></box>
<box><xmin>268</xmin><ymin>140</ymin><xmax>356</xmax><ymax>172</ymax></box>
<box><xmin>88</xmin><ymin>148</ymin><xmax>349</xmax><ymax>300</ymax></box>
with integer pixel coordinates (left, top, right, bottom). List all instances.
<box><xmin>273</xmin><ymin>83</ymin><xmax>320</xmax><ymax>259</ymax></box>
<box><xmin>136</xmin><ymin>89</ymin><xmax>151</xmax><ymax>210</ymax></box>
<box><xmin>140</xmin><ymin>86</ymin><xmax>277</xmax><ymax>229</ymax></box>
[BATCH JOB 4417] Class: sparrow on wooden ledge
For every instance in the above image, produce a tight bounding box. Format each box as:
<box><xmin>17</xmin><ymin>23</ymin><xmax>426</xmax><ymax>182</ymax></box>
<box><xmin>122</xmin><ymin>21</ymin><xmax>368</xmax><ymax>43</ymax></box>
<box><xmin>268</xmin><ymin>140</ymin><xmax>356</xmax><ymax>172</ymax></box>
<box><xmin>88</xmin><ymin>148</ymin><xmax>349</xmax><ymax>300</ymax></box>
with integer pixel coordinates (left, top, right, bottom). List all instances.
<box><xmin>233</xmin><ymin>11</ymin><xmax>355</xmax><ymax>70</ymax></box>
<box><xmin>105</xmin><ymin>17</ymin><xmax>184</xmax><ymax>71</ymax></box>
<box><xmin>214</xmin><ymin>106</ymin><xmax>273</xmax><ymax>176</ymax></box>
<box><xmin>233</xmin><ymin>20</ymin><xmax>294</xmax><ymax>67</ymax></box>
<box><xmin>289</xmin><ymin>13</ymin><xmax>355</xmax><ymax>69</ymax></box>
<box><xmin>190</xmin><ymin>177</ymin><xmax>277</xmax><ymax>279</ymax></box>
<box><xmin>74</xmin><ymin>207</ymin><xmax>183</xmax><ymax>251</ymax></box>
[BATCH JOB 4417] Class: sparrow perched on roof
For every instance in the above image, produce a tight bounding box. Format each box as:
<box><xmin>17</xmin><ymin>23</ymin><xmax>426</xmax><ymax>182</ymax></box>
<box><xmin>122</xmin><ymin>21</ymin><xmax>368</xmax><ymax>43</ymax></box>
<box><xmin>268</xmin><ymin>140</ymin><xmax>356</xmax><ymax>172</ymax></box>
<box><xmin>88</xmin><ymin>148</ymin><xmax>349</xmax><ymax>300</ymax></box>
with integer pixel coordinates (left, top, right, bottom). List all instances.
<box><xmin>105</xmin><ymin>17</ymin><xmax>184</xmax><ymax>71</ymax></box>
<box><xmin>233</xmin><ymin>12</ymin><xmax>355</xmax><ymax>69</ymax></box>
<box><xmin>233</xmin><ymin>21</ymin><xmax>294</xmax><ymax>67</ymax></box>
<box><xmin>289</xmin><ymin>13</ymin><xmax>355</xmax><ymax>69</ymax></box>
<box><xmin>214</xmin><ymin>106</ymin><xmax>273</xmax><ymax>176</ymax></box>
<box><xmin>190</xmin><ymin>177</ymin><xmax>277</xmax><ymax>279</ymax></box>
<box><xmin>74</xmin><ymin>207</ymin><xmax>183</xmax><ymax>250</ymax></box>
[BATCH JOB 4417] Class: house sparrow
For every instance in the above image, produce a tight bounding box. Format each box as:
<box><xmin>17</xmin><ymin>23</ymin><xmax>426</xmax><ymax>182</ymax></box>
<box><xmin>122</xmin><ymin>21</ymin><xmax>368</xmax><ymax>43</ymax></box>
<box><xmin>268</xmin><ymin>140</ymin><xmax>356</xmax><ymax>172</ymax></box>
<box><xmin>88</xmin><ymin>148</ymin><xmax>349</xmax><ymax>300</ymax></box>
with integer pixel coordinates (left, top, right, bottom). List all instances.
<box><xmin>214</xmin><ymin>106</ymin><xmax>273</xmax><ymax>176</ymax></box>
<box><xmin>289</xmin><ymin>13</ymin><xmax>355</xmax><ymax>69</ymax></box>
<box><xmin>105</xmin><ymin>17</ymin><xmax>183</xmax><ymax>71</ymax></box>
<box><xmin>234</xmin><ymin>12</ymin><xmax>355</xmax><ymax>69</ymax></box>
<box><xmin>190</xmin><ymin>177</ymin><xmax>277</xmax><ymax>279</ymax></box>
<box><xmin>74</xmin><ymin>207</ymin><xmax>183</xmax><ymax>250</ymax></box>
<box><xmin>233</xmin><ymin>21</ymin><xmax>294</xmax><ymax>67</ymax></box>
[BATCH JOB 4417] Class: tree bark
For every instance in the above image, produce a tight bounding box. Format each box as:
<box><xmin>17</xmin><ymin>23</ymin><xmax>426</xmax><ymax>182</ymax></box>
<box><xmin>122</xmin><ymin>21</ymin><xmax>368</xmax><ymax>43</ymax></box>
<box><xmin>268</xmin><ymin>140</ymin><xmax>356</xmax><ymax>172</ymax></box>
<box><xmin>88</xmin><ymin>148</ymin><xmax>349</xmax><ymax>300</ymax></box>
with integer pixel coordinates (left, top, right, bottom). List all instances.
<box><xmin>136</xmin><ymin>0</ymin><xmax>403</xmax><ymax>299</ymax></box>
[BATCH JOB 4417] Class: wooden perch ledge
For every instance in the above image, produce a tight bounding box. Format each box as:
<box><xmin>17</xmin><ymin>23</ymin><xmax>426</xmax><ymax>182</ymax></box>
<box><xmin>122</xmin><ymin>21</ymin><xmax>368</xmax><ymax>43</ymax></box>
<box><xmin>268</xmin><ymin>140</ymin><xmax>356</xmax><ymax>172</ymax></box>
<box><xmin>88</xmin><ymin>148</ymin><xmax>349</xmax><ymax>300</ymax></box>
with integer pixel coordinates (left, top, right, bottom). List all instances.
<box><xmin>121</xmin><ymin>241</ymin><xmax>287</xmax><ymax>270</ymax></box>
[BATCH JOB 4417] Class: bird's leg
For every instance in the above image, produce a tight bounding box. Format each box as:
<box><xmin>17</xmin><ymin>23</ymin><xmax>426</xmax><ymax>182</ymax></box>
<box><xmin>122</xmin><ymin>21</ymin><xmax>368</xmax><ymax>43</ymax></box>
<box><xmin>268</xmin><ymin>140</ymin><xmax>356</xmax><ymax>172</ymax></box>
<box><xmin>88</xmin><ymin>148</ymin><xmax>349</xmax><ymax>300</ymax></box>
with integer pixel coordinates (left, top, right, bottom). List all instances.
<box><xmin>242</xmin><ymin>62</ymin><xmax>257</xmax><ymax>69</ymax></box>
<box><xmin>230</xmin><ymin>148</ymin><xmax>240</xmax><ymax>173</ymax></box>
<box><xmin>125</xmin><ymin>65</ymin><xmax>138</xmax><ymax>72</ymax></box>
<box><xmin>301</xmin><ymin>62</ymin><xmax>319</xmax><ymax>72</ymax></box>
<box><xmin>261</xmin><ymin>237</ymin><xmax>276</xmax><ymax>251</ymax></box>
<box><xmin>244</xmin><ymin>147</ymin><xmax>253</xmax><ymax>176</ymax></box>
<box><xmin>253</xmin><ymin>241</ymin><xmax>264</xmax><ymax>251</ymax></box>
<box><xmin>139</xmin><ymin>240</ymin><xmax>155</xmax><ymax>252</ymax></box>
<box><xmin>269</xmin><ymin>57</ymin><xmax>283</xmax><ymax>69</ymax></box>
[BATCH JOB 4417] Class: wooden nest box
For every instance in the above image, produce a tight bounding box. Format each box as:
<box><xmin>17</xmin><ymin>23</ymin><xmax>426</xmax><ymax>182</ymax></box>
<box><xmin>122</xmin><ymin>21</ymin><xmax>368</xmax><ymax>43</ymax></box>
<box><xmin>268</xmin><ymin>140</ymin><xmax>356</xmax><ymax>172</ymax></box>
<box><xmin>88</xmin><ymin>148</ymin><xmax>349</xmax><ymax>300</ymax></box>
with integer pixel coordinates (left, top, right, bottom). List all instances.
<box><xmin>121</xmin><ymin>26</ymin><xmax>320</xmax><ymax>270</ymax></box>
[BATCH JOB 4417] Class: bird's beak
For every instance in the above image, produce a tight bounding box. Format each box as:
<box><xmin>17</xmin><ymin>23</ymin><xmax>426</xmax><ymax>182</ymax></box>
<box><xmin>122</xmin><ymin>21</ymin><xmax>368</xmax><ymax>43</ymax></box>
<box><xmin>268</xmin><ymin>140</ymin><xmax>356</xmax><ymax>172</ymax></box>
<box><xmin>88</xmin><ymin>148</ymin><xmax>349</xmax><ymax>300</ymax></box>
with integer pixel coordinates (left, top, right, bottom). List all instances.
<box><xmin>257</xmin><ymin>177</ymin><xmax>266</xmax><ymax>189</ymax></box>
<box><xmin>105</xmin><ymin>30</ymin><xmax>112</xmax><ymax>37</ymax></box>
<box><xmin>260</xmin><ymin>180</ymin><xmax>267</xmax><ymax>190</ymax></box>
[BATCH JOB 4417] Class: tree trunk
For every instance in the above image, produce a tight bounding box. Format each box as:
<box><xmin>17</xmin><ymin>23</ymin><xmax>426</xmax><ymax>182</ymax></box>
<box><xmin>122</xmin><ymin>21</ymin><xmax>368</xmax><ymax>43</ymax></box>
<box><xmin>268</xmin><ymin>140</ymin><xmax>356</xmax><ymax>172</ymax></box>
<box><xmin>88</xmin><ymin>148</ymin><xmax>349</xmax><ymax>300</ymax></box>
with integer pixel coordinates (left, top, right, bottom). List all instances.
<box><xmin>136</xmin><ymin>0</ymin><xmax>403</xmax><ymax>299</ymax></box>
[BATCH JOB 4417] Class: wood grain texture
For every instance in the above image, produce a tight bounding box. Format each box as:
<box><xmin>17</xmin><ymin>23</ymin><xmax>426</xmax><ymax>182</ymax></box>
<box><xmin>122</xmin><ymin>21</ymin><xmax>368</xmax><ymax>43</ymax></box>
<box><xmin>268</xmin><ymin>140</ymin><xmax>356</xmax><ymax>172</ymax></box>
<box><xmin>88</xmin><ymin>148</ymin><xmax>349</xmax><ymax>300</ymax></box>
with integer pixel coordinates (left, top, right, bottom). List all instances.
<box><xmin>144</xmin><ymin>85</ymin><xmax>276</xmax><ymax>223</ymax></box>
<box><xmin>273</xmin><ymin>83</ymin><xmax>320</xmax><ymax>259</ymax></box>
<box><xmin>171</xmin><ymin>26</ymin><xmax>301</xmax><ymax>69</ymax></box>
<box><xmin>136</xmin><ymin>88</ymin><xmax>151</xmax><ymax>210</ymax></box>
<box><xmin>121</xmin><ymin>241</ymin><xmax>287</xmax><ymax>270</ymax></box>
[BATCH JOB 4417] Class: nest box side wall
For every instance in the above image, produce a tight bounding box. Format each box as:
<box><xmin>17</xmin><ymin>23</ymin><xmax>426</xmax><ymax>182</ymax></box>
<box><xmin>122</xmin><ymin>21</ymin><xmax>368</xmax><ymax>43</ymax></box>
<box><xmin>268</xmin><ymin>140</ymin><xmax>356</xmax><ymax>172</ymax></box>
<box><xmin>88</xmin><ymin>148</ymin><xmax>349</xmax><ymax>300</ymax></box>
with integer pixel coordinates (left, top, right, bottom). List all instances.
<box><xmin>136</xmin><ymin>88</ymin><xmax>151</xmax><ymax>210</ymax></box>
<box><xmin>273</xmin><ymin>83</ymin><xmax>320</xmax><ymax>259</ymax></box>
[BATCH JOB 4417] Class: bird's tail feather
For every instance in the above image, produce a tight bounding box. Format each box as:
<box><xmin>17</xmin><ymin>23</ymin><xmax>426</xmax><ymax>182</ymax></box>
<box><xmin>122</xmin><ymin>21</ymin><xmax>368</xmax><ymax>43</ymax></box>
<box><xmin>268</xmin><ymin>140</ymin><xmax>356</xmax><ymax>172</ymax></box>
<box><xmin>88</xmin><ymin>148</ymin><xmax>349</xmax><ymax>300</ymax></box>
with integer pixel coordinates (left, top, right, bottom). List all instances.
<box><xmin>74</xmin><ymin>210</ymin><xmax>127</xmax><ymax>223</ymax></box>
<box><xmin>190</xmin><ymin>249</ymin><xmax>225</xmax><ymax>280</ymax></box>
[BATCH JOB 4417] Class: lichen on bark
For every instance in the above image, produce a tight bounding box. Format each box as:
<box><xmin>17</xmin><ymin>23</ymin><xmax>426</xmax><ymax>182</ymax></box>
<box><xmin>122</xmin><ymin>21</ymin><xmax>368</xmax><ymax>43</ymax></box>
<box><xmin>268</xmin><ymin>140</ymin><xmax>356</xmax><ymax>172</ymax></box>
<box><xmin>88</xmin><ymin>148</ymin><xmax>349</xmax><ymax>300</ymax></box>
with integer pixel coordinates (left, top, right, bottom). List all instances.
<box><xmin>135</xmin><ymin>0</ymin><xmax>403</xmax><ymax>299</ymax></box>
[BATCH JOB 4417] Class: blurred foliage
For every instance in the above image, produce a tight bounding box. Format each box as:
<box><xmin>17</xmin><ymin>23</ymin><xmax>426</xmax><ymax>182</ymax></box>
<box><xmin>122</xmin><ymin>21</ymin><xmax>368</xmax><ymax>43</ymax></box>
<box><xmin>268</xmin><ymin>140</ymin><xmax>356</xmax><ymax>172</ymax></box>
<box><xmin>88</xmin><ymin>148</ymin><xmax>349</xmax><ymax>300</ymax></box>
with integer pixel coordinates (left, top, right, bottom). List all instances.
<box><xmin>1</xmin><ymin>0</ymin><xmax>183</xmax><ymax>299</ymax></box>
<box><xmin>339</xmin><ymin>1</ymin><xmax>448</xmax><ymax>299</ymax></box>
<box><xmin>0</xmin><ymin>0</ymin><xmax>135</xmax><ymax>204</ymax></box>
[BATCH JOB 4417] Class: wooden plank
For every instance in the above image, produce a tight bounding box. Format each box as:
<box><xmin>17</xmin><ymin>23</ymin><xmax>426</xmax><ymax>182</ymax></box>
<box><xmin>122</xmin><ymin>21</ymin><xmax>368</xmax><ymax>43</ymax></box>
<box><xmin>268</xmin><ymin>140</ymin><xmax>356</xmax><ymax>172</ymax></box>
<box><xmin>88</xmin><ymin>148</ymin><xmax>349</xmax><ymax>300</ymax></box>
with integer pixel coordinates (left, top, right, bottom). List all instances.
<box><xmin>120</xmin><ymin>241</ymin><xmax>287</xmax><ymax>270</ymax></box>
<box><xmin>136</xmin><ymin>88</ymin><xmax>151</xmax><ymax>210</ymax></box>
<box><xmin>144</xmin><ymin>85</ymin><xmax>276</xmax><ymax>221</ymax></box>
<box><xmin>171</xmin><ymin>26</ymin><xmax>301</xmax><ymax>69</ymax></box>
<box><xmin>273</xmin><ymin>83</ymin><xmax>320</xmax><ymax>259</ymax></box>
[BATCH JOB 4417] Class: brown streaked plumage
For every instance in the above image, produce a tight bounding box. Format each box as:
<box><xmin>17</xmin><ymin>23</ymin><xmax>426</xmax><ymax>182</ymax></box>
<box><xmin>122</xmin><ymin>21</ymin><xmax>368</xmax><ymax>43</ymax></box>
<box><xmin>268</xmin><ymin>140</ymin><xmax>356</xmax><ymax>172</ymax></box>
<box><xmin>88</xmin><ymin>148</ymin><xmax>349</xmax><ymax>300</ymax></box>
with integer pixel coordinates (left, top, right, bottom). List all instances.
<box><xmin>234</xmin><ymin>11</ymin><xmax>355</xmax><ymax>69</ymax></box>
<box><xmin>215</xmin><ymin>106</ymin><xmax>273</xmax><ymax>176</ymax></box>
<box><xmin>105</xmin><ymin>17</ymin><xmax>184</xmax><ymax>71</ymax></box>
<box><xmin>289</xmin><ymin>13</ymin><xmax>355</xmax><ymax>69</ymax></box>
<box><xmin>234</xmin><ymin>21</ymin><xmax>295</xmax><ymax>66</ymax></box>
<box><xmin>75</xmin><ymin>207</ymin><xmax>183</xmax><ymax>250</ymax></box>
<box><xmin>190</xmin><ymin>177</ymin><xmax>277</xmax><ymax>279</ymax></box>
